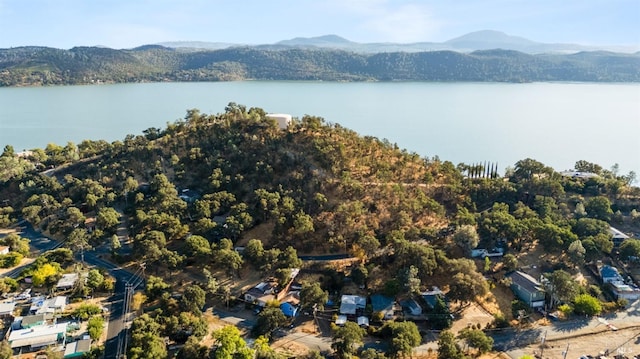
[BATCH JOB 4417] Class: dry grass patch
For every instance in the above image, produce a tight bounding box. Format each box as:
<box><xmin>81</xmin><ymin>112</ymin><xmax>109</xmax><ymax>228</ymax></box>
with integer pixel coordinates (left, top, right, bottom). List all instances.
<box><xmin>483</xmin><ymin>281</ymin><xmax>514</xmax><ymax>321</ymax></box>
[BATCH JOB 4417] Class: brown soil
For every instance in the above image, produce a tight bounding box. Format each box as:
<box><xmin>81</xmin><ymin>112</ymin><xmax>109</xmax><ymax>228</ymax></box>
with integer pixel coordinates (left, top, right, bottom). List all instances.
<box><xmin>519</xmin><ymin>327</ymin><xmax>640</xmax><ymax>358</ymax></box>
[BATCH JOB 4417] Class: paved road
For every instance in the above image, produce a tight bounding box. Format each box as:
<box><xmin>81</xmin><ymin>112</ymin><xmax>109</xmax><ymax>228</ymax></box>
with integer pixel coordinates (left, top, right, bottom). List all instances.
<box><xmin>3</xmin><ymin>221</ymin><xmax>143</xmax><ymax>359</ymax></box>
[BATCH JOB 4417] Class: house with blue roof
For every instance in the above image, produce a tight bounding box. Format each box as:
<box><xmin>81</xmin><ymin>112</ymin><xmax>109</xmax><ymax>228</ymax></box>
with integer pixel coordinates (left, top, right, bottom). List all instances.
<box><xmin>279</xmin><ymin>302</ymin><xmax>298</xmax><ymax>318</ymax></box>
<box><xmin>599</xmin><ymin>265</ymin><xmax>623</xmax><ymax>284</ymax></box>
<box><xmin>370</xmin><ymin>294</ymin><xmax>396</xmax><ymax>320</ymax></box>
<box><xmin>421</xmin><ymin>287</ymin><xmax>445</xmax><ymax>309</ymax></box>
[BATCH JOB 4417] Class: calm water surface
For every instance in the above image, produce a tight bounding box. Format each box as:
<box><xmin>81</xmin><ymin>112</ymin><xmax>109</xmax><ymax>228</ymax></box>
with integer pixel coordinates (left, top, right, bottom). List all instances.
<box><xmin>0</xmin><ymin>81</ymin><xmax>638</xmax><ymax>175</ymax></box>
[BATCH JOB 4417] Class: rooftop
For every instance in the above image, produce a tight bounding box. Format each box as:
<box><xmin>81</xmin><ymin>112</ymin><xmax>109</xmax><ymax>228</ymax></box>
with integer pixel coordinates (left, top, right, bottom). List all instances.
<box><xmin>370</xmin><ymin>294</ymin><xmax>394</xmax><ymax>312</ymax></box>
<box><xmin>56</xmin><ymin>273</ymin><xmax>79</xmax><ymax>289</ymax></box>
<box><xmin>508</xmin><ymin>271</ymin><xmax>543</xmax><ymax>293</ymax></box>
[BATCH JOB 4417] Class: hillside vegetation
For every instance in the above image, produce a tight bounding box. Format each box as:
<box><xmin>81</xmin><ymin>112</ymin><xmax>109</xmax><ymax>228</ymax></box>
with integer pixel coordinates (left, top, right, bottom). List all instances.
<box><xmin>1</xmin><ymin>46</ymin><xmax>639</xmax><ymax>86</ymax></box>
<box><xmin>1</xmin><ymin>105</ymin><xmax>639</xmax><ymax>358</ymax></box>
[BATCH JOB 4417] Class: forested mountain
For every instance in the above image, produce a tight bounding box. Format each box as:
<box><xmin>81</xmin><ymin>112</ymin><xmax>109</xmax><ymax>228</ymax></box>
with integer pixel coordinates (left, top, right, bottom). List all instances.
<box><xmin>1</xmin><ymin>105</ymin><xmax>640</xmax><ymax>357</ymax></box>
<box><xmin>1</xmin><ymin>45</ymin><xmax>638</xmax><ymax>86</ymax></box>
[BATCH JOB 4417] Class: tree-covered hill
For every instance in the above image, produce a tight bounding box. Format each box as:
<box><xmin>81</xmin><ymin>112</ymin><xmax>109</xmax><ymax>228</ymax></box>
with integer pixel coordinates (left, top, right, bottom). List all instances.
<box><xmin>1</xmin><ymin>105</ymin><xmax>639</xmax><ymax>358</ymax></box>
<box><xmin>1</xmin><ymin>45</ymin><xmax>638</xmax><ymax>86</ymax></box>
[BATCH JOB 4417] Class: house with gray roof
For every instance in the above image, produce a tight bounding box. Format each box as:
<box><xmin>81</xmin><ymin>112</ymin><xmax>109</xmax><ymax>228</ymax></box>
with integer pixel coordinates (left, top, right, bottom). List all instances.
<box><xmin>507</xmin><ymin>271</ymin><xmax>545</xmax><ymax>308</ymax></box>
<box><xmin>339</xmin><ymin>295</ymin><xmax>366</xmax><ymax>316</ymax></box>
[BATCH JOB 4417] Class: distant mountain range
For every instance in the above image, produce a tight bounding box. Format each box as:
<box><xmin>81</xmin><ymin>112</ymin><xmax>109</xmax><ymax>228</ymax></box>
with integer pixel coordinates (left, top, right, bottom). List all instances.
<box><xmin>158</xmin><ymin>30</ymin><xmax>640</xmax><ymax>54</ymax></box>
<box><xmin>1</xmin><ymin>30</ymin><xmax>639</xmax><ymax>86</ymax></box>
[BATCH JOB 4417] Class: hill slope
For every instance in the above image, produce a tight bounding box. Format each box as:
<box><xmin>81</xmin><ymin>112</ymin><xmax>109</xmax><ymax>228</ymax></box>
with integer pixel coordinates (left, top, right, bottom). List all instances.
<box><xmin>1</xmin><ymin>46</ymin><xmax>638</xmax><ymax>86</ymax></box>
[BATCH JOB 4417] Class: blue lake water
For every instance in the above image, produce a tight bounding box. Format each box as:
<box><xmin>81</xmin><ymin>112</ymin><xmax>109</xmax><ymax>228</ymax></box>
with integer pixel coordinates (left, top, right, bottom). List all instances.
<box><xmin>0</xmin><ymin>81</ymin><xmax>638</xmax><ymax>176</ymax></box>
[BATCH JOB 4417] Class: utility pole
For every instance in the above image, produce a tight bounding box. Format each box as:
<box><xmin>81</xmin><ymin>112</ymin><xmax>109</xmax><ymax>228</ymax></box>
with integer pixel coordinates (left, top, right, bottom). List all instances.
<box><xmin>562</xmin><ymin>343</ymin><xmax>569</xmax><ymax>359</ymax></box>
<box><xmin>539</xmin><ymin>330</ymin><xmax>547</xmax><ymax>358</ymax></box>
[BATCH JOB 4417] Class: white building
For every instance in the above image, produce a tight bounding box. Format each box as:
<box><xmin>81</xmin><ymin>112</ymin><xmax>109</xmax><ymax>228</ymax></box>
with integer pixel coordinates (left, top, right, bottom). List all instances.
<box><xmin>266</xmin><ymin>113</ymin><xmax>292</xmax><ymax>130</ymax></box>
<box><xmin>8</xmin><ymin>323</ymin><xmax>68</xmax><ymax>349</ymax></box>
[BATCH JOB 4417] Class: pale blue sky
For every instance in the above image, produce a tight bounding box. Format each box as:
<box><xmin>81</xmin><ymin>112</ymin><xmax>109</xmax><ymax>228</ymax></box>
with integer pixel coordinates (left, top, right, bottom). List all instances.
<box><xmin>1</xmin><ymin>0</ymin><xmax>638</xmax><ymax>49</ymax></box>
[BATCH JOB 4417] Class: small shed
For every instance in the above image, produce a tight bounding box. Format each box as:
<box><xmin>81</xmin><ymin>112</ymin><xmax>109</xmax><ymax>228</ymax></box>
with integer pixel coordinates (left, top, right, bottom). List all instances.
<box><xmin>357</xmin><ymin>316</ymin><xmax>369</xmax><ymax>327</ymax></box>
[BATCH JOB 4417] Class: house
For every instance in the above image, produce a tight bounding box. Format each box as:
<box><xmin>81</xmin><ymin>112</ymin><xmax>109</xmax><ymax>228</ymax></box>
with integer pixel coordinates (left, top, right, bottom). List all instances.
<box><xmin>471</xmin><ymin>248</ymin><xmax>504</xmax><ymax>258</ymax></box>
<box><xmin>559</xmin><ymin>171</ymin><xmax>599</xmax><ymax>180</ymax></box>
<box><xmin>0</xmin><ymin>246</ymin><xmax>10</xmax><ymax>255</ymax></box>
<box><xmin>339</xmin><ymin>295</ymin><xmax>366</xmax><ymax>316</ymax></box>
<box><xmin>8</xmin><ymin>322</ymin><xmax>68</xmax><ymax>349</ymax></box>
<box><xmin>507</xmin><ymin>271</ymin><xmax>545</xmax><ymax>308</ymax></box>
<box><xmin>280</xmin><ymin>302</ymin><xmax>298</xmax><ymax>318</ymax></box>
<box><xmin>244</xmin><ymin>282</ymin><xmax>277</xmax><ymax>307</ymax></box>
<box><xmin>370</xmin><ymin>294</ymin><xmax>396</xmax><ymax>320</ymax></box>
<box><xmin>421</xmin><ymin>287</ymin><xmax>445</xmax><ymax>309</ymax></box>
<box><xmin>34</xmin><ymin>296</ymin><xmax>67</xmax><ymax>315</ymax></box>
<box><xmin>179</xmin><ymin>189</ymin><xmax>201</xmax><ymax>204</ymax></box>
<box><xmin>56</xmin><ymin>273</ymin><xmax>79</xmax><ymax>291</ymax></box>
<box><xmin>0</xmin><ymin>302</ymin><xmax>16</xmax><ymax>318</ymax></box>
<box><xmin>64</xmin><ymin>338</ymin><xmax>92</xmax><ymax>358</ymax></box>
<box><xmin>609</xmin><ymin>227</ymin><xmax>630</xmax><ymax>247</ymax></box>
<box><xmin>609</xmin><ymin>282</ymin><xmax>640</xmax><ymax>301</ymax></box>
<box><xmin>401</xmin><ymin>298</ymin><xmax>422</xmax><ymax>316</ymax></box>
<box><xmin>600</xmin><ymin>265</ymin><xmax>623</xmax><ymax>284</ymax></box>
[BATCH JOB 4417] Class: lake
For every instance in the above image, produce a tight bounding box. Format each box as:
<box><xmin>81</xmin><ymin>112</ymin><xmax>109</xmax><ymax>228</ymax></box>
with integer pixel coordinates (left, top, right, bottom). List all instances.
<box><xmin>0</xmin><ymin>81</ymin><xmax>639</xmax><ymax>176</ymax></box>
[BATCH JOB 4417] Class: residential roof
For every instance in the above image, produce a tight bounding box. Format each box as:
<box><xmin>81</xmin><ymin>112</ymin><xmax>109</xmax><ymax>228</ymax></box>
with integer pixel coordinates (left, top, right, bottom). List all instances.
<box><xmin>600</xmin><ymin>265</ymin><xmax>621</xmax><ymax>279</ymax></box>
<box><xmin>610</xmin><ymin>282</ymin><xmax>639</xmax><ymax>293</ymax></box>
<box><xmin>422</xmin><ymin>287</ymin><xmax>445</xmax><ymax>308</ymax></box>
<box><xmin>335</xmin><ymin>315</ymin><xmax>347</xmax><ymax>325</ymax></box>
<box><xmin>56</xmin><ymin>273</ymin><xmax>79</xmax><ymax>289</ymax></box>
<box><xmin>8</xmin><ymin>323</ymin><xmax>68</xmax><ymax>348</ymax></box>
<box><xmin>0</xmin><ymin>245</ymin><xmax>10</xmax><ymax>252</ymax></box>
<box><xmin>559</xmin><ymin>171</ymin><xmax>599</xmax><ymax>179</ymax></box>
<box><xmin>0</xmin><ymin>302</ymin><xmax>15</xmax><ymax>314</ymax></box>
<box><xmin>507</xmin><ymin>271</ymin><xmax>543</xmax><ymax>294</ymax></box>
<box><xmin>357</xmin><ymin>316</ymin><xmax>369</xmax><ymax>327</ymax></box>
<box><xmin>64</xmin><ymin>339</ymin><xmax>91</xmax><ymax>358</ymax></box>
<box><xmin>280</xmin><ymin>302</ymin><xmax>298</xmax><ymax>317</ymax></box>
<box><xmin>609</xmin><ymin>227</ymin><xmax>630</xmax><ymax>240</ymax></box>
<box><xmin>20</xmin><ymin>314</ymin><xmax>49</xmax><ymax>328</ymax></box>
<box><xmin>370</xmin><ymin>294</ymin><xmax>394</xmax><ymax>312</ymax></box>
<box><xmin>402</xmin><ymin>298</ymin><xmax>422</xmax><ymax>313</ymax></box>
<box><xmin>36</xmin><ymin>296</ymin><xmax>67</xmax><ymax>315</ymax></box>
<box><xmin>340</xmin><ymin>295</ymin><xmax>366</xmax><ymax>315</ymax></box>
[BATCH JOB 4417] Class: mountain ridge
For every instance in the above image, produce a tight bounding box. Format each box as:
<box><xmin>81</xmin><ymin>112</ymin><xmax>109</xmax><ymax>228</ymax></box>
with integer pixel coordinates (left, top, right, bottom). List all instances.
<box><xmin>1</xmin><ymin>45</ymin><xmax>639</xmax><ymax>86</ymax></box>
<box><xmin>157</xmin><ymin>30</ymin><xmax>640</xmax><ymax>54</ymax></box>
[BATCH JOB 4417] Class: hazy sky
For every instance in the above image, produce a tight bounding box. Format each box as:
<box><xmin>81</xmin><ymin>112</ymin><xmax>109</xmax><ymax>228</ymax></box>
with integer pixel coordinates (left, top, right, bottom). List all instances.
<box><xmin>1</xmin><ymin>0</ymin><xmax>638</xmax><ymax>49</ymax></box>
